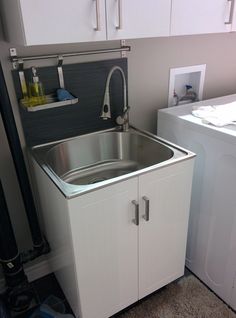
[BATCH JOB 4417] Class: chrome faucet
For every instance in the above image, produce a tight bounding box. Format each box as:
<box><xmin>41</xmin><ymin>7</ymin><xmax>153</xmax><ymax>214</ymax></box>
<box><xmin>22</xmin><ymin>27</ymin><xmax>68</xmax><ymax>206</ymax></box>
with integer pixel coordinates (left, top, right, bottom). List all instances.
<box><xmin>100</xmin><ymin>65</ymin><xmax>130</xmax><ymax>131</ymax></box>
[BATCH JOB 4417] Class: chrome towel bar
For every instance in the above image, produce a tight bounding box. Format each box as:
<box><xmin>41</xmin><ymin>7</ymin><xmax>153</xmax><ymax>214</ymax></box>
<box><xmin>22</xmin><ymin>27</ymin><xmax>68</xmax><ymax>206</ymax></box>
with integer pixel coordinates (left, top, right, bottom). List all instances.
<box><xmin>9</xmin><ymin>43</ymin><xmax>131</xmax><ymax>70</ymax></box>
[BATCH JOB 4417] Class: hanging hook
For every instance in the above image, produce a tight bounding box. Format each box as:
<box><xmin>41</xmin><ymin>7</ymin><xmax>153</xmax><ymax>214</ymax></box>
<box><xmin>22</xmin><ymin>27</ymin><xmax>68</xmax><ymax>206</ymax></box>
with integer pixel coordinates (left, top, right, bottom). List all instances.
<box><xmin>57</xmin><ymin>55</ymin><xmax>65</xmax><ymax>89</ymax></box>
<box><xmin>18</xmin><ymin>59</ymin><xmax>28</xmax><ymax>100</ymax></box>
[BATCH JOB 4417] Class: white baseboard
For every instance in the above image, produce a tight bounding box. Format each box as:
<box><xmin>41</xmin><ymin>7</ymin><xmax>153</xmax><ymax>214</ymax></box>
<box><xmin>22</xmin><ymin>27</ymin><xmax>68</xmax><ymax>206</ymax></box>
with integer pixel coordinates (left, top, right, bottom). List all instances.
<box><xmin>0</xmin><ymin>259</ymin><xmax>52</xmax><ymax>293</ymax></box>
<box><xmin>25</xmin><ymin>259</ymin><xmax>52</xmax><ymax>282</ymax></box>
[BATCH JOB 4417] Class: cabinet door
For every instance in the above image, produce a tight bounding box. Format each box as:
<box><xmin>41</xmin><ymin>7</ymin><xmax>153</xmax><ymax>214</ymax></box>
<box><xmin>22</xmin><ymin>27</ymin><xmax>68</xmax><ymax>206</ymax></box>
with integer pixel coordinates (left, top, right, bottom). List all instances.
<box><xmin>232</xmin><ymin>3</ymin><xmax>236</xmax><ymax>31</ymax></box>
<box><xmin>138</xmin><ymin>160</ymin><xmax>194</xmax><ymax>299</ymax></box>
<box><xmin>19</xmin><ymin>0</ymin><xmax>106</xmax><ymax>45</ymax></box>
<box><xmin>106</xmin><ymin>0</ymin><xmax>171</xmax><ymax>40</ymax></box>
<box><xmin>171</xmin><ymin>0</ymin><xmax>232</xmax><ymax>35</ymax></box>
<box><xmin>68</xmin><ymin>178</ymin><xmax>138</xmax><ymax>318</ymax></box>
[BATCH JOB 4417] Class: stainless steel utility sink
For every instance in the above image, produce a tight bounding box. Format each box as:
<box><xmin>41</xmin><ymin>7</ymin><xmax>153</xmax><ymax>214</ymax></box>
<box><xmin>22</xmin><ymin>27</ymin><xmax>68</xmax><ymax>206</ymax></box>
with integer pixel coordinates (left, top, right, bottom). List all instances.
<box><xmin>46</xmin><ymin>131</ymin><xmax>174</xmax><ymax>185</ymax></box>
<box><xmin>31</xmin><ymin>127</ymin><xmax>193</xmax><ymax>198</ymax></box>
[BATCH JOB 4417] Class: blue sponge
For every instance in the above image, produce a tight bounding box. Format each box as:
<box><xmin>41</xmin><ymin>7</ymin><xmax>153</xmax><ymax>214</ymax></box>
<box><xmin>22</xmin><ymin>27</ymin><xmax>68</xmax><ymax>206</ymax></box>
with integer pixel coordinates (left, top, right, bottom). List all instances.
<box><xmin>57</xmin><ymin>89</ymin><xmax>75</xmax><ymax>101</ymax></box>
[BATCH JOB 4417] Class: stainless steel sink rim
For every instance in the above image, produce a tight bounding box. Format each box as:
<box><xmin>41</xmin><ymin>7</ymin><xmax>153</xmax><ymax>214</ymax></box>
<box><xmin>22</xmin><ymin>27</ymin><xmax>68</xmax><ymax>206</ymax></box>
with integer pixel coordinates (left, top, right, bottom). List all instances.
<box><xmin>30</xmin><ymin>126</ymin><xmax>195</xmax><ymax>199</ymax></box>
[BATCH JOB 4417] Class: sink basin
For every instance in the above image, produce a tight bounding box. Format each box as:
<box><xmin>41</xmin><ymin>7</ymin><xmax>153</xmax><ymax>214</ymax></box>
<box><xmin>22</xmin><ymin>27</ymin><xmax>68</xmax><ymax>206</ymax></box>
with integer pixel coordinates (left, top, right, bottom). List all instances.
<box><xmin>46</xmin><ymin>131</ymin><xmax>174</xmax><ymax>185</ymax></box>
<box><xmin>31</xmin><ymin>127</ymin><xmax>193</xmax><ymax>198</ymax></box>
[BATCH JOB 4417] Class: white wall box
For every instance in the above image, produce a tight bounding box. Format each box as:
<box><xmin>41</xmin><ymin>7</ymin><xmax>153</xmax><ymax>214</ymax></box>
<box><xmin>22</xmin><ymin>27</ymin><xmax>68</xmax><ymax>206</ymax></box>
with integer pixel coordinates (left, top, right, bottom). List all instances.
<box><xmin>168</xmin><ymin>64</ymin><xmax>206</xmax><ymax>107</ymax></box>
<box><xmin>1</xmin><ymin>0</ymin><xmax>171</xmax><ymax>46</ymax></box>
<box><xmin>32</xmin><ymin>157</ymin><xmax>194</xmax><ymax>318</ymax></box>
<box><xmin>171</xmin><ymin>0</ymin><xmax>235</xmax><ymax>35</ymax></box>
<box><xmin>157</xmin><ymin>94</ymin><xmax>236</xmax><ymax>310</ymax></box>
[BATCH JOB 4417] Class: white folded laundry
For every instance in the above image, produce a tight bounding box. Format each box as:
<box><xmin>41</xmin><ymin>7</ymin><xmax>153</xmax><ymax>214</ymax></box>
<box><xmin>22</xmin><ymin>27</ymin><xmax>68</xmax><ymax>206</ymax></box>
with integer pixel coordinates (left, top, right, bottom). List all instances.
<box><xmin>192</xmin><ymin>101</ymin><xmax>236</xmax><ymax>127</ymax></box>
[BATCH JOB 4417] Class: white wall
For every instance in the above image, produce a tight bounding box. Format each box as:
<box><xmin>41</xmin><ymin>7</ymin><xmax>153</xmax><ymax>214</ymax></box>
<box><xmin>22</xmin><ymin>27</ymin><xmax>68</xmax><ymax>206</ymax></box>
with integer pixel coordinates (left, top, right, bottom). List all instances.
<box><xmin>127</xmin><ymin>34</ymin><xmax>236</xmax><ymax>131</ymax></box>
<box><xmin>1</xmin><ymin>13</ymin><xmax>236</xmax><ymax>279</ymax></box>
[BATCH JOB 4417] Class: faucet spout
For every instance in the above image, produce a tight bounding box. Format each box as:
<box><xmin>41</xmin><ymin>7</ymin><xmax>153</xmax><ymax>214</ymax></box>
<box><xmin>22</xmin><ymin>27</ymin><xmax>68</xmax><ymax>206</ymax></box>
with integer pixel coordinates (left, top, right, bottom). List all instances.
<box><xmin>100</xmin><ymin>65</ymin><xmax>129</xmax><ymax>130</ymax></box>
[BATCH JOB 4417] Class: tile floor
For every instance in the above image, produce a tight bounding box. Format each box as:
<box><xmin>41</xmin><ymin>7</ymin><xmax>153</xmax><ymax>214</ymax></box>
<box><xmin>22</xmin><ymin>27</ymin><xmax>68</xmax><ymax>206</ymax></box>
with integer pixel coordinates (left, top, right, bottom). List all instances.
<box><xmin>13</xmin><ymin>269</ymin><xmax>235</xmax><ymax>318</ymax></box>
<box><xmin>14</xmin><ymin>273</ymin><xmax>74</xmax><ymax>317</ymax></box>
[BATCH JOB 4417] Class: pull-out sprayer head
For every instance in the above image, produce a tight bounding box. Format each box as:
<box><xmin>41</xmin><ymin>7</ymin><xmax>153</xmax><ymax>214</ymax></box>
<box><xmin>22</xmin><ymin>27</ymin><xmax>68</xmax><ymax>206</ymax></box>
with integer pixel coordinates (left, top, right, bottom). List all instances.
<box><xmin>100</xmin><ymin>88</ymin><xmax>111</xmax><ymax>120</ymax></box>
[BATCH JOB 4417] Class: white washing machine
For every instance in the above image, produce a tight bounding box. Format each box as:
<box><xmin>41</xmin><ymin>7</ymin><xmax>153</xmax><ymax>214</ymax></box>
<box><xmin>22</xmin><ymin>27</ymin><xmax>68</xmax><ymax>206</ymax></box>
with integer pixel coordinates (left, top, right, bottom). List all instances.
<box><xmin>157</xmin><ymin>94</ymin><xmax>236</xmax><ymax>310</ymax></box>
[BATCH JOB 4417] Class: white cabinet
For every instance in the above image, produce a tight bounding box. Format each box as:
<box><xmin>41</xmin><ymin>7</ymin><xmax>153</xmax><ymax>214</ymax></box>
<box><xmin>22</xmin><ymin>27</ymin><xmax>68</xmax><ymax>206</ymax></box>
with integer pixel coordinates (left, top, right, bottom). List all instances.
<box><xmin>139</xmin><ymin>165</ymin><xmax>193</xmax><ymax>299</ymax></box>
<box><xmin>106</xmin><ymin>0</ymin><xmax>171</xmax><ymax>40</ymax></box>
<box><xmin>68</xmin><ymin>160</ymin><xmax>193</xmax><ymax>317</ymax></box>
<box><xmin>2</xmin><ymin>0</ymin><xmax>236</xmax><ymax>45</ymax></box>
<box><xmin>33</xmin><ymin>156</ymin><xmax>194</xmax><ymax>318</ymax></box>
<box><xmin>171</xmin><ymin>0</ymin><xmax>234</xmax><ymax>36</ymax></box>
<box><xmin>1</xmin><ymin>0</ymin><xmax>107</xmax><ymax>45</ymax></box>
<box><xmin>1</xmin><ymin>0</ymin><xmax>171</xmax><ymax>46</ymax></box>
<box><xmin>68</xmin><ymin>178</ymin><xmax>139</xmax><ymax>318</ymax></box>
<box><xmin>232</xmin><ymin>2</ymin><xmax>236</xmax><ymax>31</ymax></box>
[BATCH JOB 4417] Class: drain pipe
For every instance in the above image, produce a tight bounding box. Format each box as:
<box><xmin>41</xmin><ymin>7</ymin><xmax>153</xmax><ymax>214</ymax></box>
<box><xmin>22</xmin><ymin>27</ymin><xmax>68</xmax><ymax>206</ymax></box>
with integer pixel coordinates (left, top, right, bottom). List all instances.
<box><xmin>0</xmin><ymin>180</ymin><xmax>33</xmax><ymax>311</ymax></box>
<box><xmin>0</xmin><ymin>180</ymin><xmax>26</xmax><ymax>288</ymax></box>
<box><xmin>0</xmin><ymin>63</ymin><xmax>50</xmax><ymax>261</ymax></box>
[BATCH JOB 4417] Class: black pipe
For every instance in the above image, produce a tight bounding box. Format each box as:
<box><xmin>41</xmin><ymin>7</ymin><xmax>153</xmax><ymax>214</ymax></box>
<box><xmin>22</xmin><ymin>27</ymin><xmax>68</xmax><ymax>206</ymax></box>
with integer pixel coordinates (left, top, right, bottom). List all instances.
<box><xmin>0</xmin><ymin>63</ymin><xmax>44</xmax><ymax>251</ymax></box>
<box><xmin>0</xmin><ymin>296</ymin><xmax>11</xmax><ymax>318</ymax></box>
<box><xmin>0</xmin><ymin>180</ymin><xmax>27</xmax><ymax>288</ymax></box>
<box><xmin>0</xmin><ymin>180</ymin><xmax>34</xmax><ymax>312</ymax></box>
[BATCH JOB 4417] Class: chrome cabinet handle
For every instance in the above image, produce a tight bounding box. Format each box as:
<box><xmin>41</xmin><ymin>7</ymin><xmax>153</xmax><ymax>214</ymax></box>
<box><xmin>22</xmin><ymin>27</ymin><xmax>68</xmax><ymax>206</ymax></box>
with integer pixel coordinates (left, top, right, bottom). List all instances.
<box><xmin>225</xmin><ymin>0</ymin><xmax>235</xmax><ymax>24</ymax></box>
<box><xmin>94</xmin><ymin>0</ymin><xmax>101</xmax><ymax>31</ymax></box>
<box><xmin>116</xmin><ymin>0</ymin><xmax>123</xmax><ymax>30</ymax></box>
<box><xmin>142</xmin><ymin>196</ymin><xmax>150</xmax><ymax>221</ymax></box>
<box><xmin>132</xmin><ymin>200</ymin><xmax>139</xmax><ymax>226</ymax></box>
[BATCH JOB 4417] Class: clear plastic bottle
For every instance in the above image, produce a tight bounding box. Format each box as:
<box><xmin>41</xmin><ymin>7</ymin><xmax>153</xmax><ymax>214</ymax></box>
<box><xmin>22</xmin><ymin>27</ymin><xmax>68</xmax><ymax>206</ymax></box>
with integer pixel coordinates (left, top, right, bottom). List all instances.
<box><xmin>28</xmin><ymin>67</ymin><xmax>46</xmax><ymax>106</ymax></box>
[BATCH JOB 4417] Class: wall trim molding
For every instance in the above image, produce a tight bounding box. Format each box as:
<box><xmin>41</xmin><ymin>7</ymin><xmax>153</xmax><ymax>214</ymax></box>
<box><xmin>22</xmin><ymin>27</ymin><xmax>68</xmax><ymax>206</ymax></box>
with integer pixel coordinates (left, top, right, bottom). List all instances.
<box><xmin>0</xmin><ymin>259</ymin><xmax>51</xmax><ymax>292</ymax></box>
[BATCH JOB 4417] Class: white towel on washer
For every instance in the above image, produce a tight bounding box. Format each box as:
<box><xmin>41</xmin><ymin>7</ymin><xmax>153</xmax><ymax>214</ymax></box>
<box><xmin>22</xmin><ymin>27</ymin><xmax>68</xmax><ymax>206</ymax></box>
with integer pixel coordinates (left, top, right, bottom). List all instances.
<box><xmin>192</xmin><ymin>101</ymin><xmax>236</xmax><ymax>127</ymax></box>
